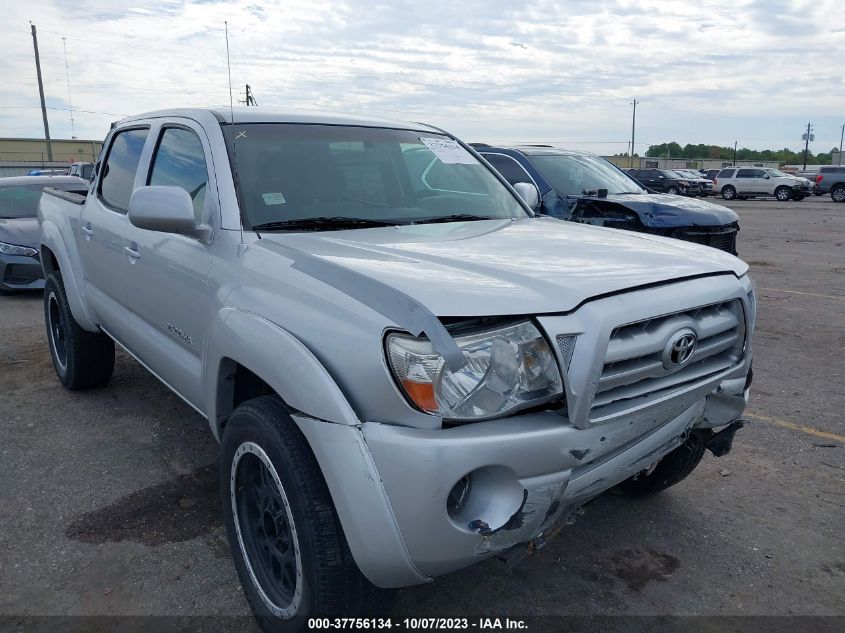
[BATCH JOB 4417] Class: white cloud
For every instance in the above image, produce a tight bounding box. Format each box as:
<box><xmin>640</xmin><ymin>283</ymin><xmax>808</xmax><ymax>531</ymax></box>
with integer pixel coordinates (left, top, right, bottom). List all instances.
<box><xmin>1</xmin><ymin>0</ymin><xmax>842</xmax><ymax>154</ymax></box>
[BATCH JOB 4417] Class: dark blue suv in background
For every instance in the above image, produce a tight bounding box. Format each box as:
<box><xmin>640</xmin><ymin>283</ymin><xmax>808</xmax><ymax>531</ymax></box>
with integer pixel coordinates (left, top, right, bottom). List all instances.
<box><xmin>472</xmin><ymin>144</ymin><xmax>740</xmax><ymax>254</ymax></box>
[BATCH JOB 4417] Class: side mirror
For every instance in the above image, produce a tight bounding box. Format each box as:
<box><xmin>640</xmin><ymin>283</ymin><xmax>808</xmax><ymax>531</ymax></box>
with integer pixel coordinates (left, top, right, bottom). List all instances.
<box><xmin>128</xmin><ymin>186</ymin><xmax>211</xmax><ymax>241</ymax></box>
<box><xmin>513</xmin><ymin>182</ymin><xmax>540</xmax><ymax>210</ymax></box>
<box><xmin>658</xmin><ymin>175</ymin><xmax>665</xmax><ymax>179</ymax></box>
<box><xmin>763</xmin><ymin>173</ymin><xmax>771</xmax><ymax>179</ymax></box>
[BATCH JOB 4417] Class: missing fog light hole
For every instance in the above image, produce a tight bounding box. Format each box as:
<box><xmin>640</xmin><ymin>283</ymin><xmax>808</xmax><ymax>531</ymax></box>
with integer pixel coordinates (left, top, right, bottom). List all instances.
<box><xmin>445</xmin><ymin>466</ymin><xmax>525</xmax><ymax>535</ymax></box>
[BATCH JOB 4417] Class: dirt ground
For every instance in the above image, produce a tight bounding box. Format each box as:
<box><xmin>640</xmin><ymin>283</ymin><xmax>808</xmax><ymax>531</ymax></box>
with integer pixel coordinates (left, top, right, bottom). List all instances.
<box><xmin>1</xmin><ymin>195</ymin><xmax>843</xmax><ymax>630</ymax></box>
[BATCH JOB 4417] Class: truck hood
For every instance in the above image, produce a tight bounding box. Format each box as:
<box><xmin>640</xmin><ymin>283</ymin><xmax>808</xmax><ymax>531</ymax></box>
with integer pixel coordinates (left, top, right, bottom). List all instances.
<box><xmin>257</xmin><ymin>217</ymin><xmax>747</xmax><ymax>317</ymax></box>
<box><xmin>0</xmin><ymin>217</ymin><xmax>39</xmax><ymax>249</ymax></box>
<box><xmin>578</xmin><ymin>193</ymin><xmax>739</xmax><ymax>228</ymax></box>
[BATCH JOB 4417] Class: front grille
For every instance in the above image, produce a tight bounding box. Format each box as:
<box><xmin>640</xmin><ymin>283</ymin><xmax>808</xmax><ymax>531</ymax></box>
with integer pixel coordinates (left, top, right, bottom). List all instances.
<box><xmin>672</xmin><ymin>224</ymin><xmax>738</xmax><ymax>254</ymax></box>
<box><xmin>591</xmin><ymin>299</ymin><xmax>745</xmax><ymax>412</ymax></box>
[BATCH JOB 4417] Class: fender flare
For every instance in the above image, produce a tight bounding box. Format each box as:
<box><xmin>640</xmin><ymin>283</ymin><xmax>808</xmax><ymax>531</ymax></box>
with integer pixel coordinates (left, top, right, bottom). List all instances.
<box><xmin>39</xmin><ymin>220</ymin><xmax>98</xmax><ymax>331</ymax></box>
<box><xmin>205</xmin><ymin>307</ymin><xmax>359</xmax><ymax>439</ymax></box>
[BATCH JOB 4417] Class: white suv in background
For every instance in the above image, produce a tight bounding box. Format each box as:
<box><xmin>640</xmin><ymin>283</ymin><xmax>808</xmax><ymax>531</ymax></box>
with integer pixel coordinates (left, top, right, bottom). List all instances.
<box><xmin>715</xmin><ymin>167</ymin><xmax>808</xmax><ymax>201</ymax></box>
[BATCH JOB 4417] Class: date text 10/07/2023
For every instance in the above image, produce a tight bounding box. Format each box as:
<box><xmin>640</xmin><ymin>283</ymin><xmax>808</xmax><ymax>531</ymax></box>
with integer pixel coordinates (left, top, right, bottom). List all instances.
<box><xmin>307</xmin><ymin>618</ymin><xmax>529</xmax><ymax>630</ymax></box>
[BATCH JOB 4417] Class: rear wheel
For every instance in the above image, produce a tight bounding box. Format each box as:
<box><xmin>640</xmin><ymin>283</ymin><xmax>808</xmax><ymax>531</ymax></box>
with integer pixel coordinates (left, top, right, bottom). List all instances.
<box><xmin>44</xmin><ymin>273</ymin><xmax>114</xmax><ymax>390</ymax></box>
<box><xmin>775</xmin><ymin>186</ymin><xmax>792</xmax><ymax>201</ymax></box>
<box><xmin>721</xmin><ymin>185</ymin><xmax>736</xmax><ymax>200</ymax></box>
<box><xmin>221</xmin><ymin>396</ymin><xmax>391</xmax><ymax>631</ymax></box>
<box><xmin>613</xmin><ymin>434</ymin><xmax>706</xmax><ymax>496</ymax></box>
<box><xmin>831</xmin><ymin>184</ymin><xmax>845</xmax><ymax>203</ymax></box>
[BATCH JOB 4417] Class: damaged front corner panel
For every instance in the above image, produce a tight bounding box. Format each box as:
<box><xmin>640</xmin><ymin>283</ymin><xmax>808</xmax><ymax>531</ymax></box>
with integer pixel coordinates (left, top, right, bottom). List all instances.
<box><xmin>471</xmin><ymin>478</ymin><xmax>568</xmax><ymax>556</ymax></box>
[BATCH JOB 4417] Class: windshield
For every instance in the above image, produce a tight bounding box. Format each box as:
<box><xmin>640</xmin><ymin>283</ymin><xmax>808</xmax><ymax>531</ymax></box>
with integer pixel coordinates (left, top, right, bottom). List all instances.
<box><xmin>528</xmin><ymin>154</ymin><xmax>644</xmax><ymax>196</ymax></box>
<box><xmin>766</xmin><ymin>169</ymin><xmax>787</xmax><ymax>177</ymax></box>
<box><xmin>224</xmin><ymin>123</ymin><xmax>526</xmax><ymax>229</ymax></box>
<box><xmin>0</xmin><ymin>183</ymin><xmax>81</xmax><ymax>219</ymax></box>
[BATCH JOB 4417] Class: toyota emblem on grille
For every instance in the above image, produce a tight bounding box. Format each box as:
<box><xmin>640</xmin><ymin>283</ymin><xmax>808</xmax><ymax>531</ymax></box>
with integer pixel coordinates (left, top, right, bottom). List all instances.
<box><xmin>663</xmin><ymin>328</ymin><xmax>697</xmax><ymax>370</ymax></box>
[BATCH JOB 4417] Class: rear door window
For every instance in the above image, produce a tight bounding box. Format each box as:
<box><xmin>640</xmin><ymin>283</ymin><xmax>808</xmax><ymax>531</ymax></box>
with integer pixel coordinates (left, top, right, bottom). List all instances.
<box><xmin>736</xmin><ymin>169</ymin><xmax>754</xmax><ymax>178</ymax></box>
<box><xmin>148</xmin><ymin>127</ymin><xmax>209</xmax><ymax>222</ymax></box>
<box><xmin>98</xmin><ymin>128</ymin><xmax>150</xmax><ymax>213</ymax></box>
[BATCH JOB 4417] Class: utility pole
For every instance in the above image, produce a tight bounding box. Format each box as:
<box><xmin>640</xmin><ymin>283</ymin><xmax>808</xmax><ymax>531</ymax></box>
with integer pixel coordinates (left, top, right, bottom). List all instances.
<box><xmin>733</xmin><ymin>141</ymin><xmax>737</xmax><ymax>166</ymax></box>
<box><xmin>244</xmin><ymin>84</ymin><xmax>258</xmax><ymax>106</ymax></box>
<box><xmin>802</xmin><ymin>122</ymin><xmax>813</xmax><ymax>169</ymax></box>
<box><xmin>839</xmin><ymin>123</ymin><xmax>844</xmax><ymax>165</ymax></box>
<box><xmin>629</xmin><ymin>99</ymin><xmax>639</xmax><ymax>168</ymax></box>
<box><xmin>30</xmin><ymin>23</ymin><xmax>53</xmax><ymax>161</ymax></box>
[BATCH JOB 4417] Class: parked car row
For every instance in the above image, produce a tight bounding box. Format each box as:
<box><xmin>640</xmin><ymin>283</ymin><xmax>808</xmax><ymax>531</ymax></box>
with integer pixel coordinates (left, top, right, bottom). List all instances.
<box><xmin>27</xmin><ymin>162</ymin><xmax>95</xmax><ymax>181</ymax></box>
<box><xmin>624</xmin><ymin>168</ymin><xmax>712</xmax><ymax>197</ymax></box>
<box><xmin>471</xmin><ymin>146</ymin><xmax>739</xmax><ymax>253</ymax></box>
<box><xmin>714</xmin><ymin>167</ymin><xmax>811</xmax><ymax>201</ymax></box>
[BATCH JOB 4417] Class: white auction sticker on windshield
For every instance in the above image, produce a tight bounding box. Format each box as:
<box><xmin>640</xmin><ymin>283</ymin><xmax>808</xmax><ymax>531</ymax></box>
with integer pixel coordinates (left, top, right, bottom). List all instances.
<box><xmin>419</xmin><ymin>137</ymin><xmax>476</xmax><ymax>164</ymax></box>
<box><xmin>261</xmin><ymin>192</ymin><xmax>286</xmax><ymax>205</ymax></box>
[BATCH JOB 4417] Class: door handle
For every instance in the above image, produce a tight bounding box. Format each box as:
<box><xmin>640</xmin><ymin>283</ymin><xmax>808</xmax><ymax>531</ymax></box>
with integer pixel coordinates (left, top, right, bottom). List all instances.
<box><xmin>81</xmin><ymin>223</ymin><xmax>93</xmax><ymax>239</ymax></box>
<box><xmin>124</xmin><ymin>245</ymin><xmax>140</xmax><ymax>260</ymax></box>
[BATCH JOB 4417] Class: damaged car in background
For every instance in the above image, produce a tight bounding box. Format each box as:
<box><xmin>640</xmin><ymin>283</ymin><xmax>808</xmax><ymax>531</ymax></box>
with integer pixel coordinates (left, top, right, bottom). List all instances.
<box><xmin>471</xmin><ymin>145</ymin><xmax>740</xmax><ymax>253</ymax></box>
<box><xmin>38</xmin><ymin>108</ymin><xmax>755</xmax><ymax>628</ymax></box>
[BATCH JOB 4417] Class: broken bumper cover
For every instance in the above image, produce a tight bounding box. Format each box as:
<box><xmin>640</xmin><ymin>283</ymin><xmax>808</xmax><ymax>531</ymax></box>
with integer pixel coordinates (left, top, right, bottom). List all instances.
<box><xmin>296</xmin><ymin>362</ymin><xmax>751</xmax><ymax>589</ymax></box>
<box><xmin>362</xmin><ymin>371</ymin><xmax>749</xmax><ymax>582</ymax></box>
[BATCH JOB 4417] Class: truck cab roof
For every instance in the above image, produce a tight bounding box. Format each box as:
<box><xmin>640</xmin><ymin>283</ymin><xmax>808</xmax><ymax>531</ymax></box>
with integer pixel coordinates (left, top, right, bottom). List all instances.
<box><xmin>117</xmin><ymin>107</ymin><xmax>443</xmax><ymax>134</ymax></box>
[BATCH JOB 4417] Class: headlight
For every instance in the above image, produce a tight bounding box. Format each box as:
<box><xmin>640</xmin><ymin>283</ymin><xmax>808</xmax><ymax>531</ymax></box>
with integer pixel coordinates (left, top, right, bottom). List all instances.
<box><xmin>386</xmin><ymin>320</ymin><xmax>563</xmax><ymax>421</ymax></box>
<box><xmin>678</xmin><ymin>181</ymin><xmax>690</xmax><ymax>186</ymax></box>
<box><xmin>0</xmin><ymin>241</ymin><xmax>38</xmax><ymax>257</ymax></box>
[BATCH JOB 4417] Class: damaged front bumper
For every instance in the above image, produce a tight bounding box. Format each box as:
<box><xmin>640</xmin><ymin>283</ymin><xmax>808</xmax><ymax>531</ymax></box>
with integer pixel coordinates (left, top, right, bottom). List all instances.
<box><xmin>354</xmin><ymin>365</ymin><xmax>750</xmax><ymax>583</ymax></box>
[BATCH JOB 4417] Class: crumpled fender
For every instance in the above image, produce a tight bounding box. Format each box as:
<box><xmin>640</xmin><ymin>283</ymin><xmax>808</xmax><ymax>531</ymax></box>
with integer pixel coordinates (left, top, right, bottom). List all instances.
<box><xmin>556</xmin><ymin>193</ymin><xmax>739</xmax><ymax>228</ymax></box>
<box><xmin>599</xmin><ymin>193</ymin><xmax>739</xmax><ymax>227</ymax></box>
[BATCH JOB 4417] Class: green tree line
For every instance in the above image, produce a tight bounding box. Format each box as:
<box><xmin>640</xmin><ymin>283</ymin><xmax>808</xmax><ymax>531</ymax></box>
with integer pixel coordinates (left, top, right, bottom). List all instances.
<box><xmin>644</xmin><ymin>142</ymin><xmax>838</xmax><ymax>165</ymax></box>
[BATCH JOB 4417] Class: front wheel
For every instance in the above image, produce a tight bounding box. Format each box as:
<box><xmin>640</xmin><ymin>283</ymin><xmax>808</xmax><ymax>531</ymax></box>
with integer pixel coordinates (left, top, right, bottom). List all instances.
<box><xmin>775</xmin><ymin>186</ymin><xmax>792</xmax><ymax>201</ymax></box>
<box><xmin>44</xmin><ymin>273</ymin><xmax>114</xmax><ymax>390</ymax></box>
<box><xmin>221</xmin><ymin>396</ymin><xmax>390</xmax><ymax>631</ymax></box>
<box><xmin>721</xmin><ymin>185</ymin><xmax>736</xmax><ymax>200</ymax></box>
<box><xmin>667</xmin><ymin>185</ymin><xmax>679</xmax><ymax>195</ymax></box>
<box><xmin>832</xmin><ymin>184</ymin><xmax>845</xmax><ymax>203</ymax></box>
<box><xmin>613</xmin><ymin>434</ymin><xmax>706</xmax><ymax>496</ymax></box>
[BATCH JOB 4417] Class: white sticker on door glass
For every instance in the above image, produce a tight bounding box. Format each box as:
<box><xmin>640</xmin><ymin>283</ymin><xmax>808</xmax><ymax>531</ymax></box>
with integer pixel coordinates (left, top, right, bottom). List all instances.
<box><xmin>419</xmin><ymin>137</ymin><xmax>476</xmax><ymax>164</ymax></box>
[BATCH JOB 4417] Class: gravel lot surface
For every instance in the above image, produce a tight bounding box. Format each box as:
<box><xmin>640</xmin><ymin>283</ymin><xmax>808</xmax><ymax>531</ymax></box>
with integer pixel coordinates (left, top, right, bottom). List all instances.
<box><xmin>1</xmin><ymin>195</ymin><xmax>842</xmax><ymax>631</ymax></box>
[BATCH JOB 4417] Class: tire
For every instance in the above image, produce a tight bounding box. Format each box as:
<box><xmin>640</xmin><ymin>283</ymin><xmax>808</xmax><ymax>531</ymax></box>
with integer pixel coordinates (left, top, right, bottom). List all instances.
<box><xmin>613</xmin><ymin>434</ymin><xmax>706</xmax><ymax>497</ymax></box>
<box><xmin>667</xmin><ymin>185</ymin><xmax>679</xmax><ymax>195</ymax></box>
<box><xmin>220</xmin><ymin>396</ymin><xmax>391</xmax><ymax>631</ymax></box>
<box><xmin>721</xmin><ymin>185</ymin><xmax>736</xmax><ymax>200</ymax></box>
<box><xmin>775</xmin><ymin>186</ymin><xmax>792</xmax><ymax>202</ymax></box>
<box><xmin>44</xmin><ymin>273</ymin><xmax>114</xmax><ymax>390</ymax></box>
<box><xmin>832</xmin><ymin>184</ymin><xmax>845</xmax><ymax>203</ymax></box>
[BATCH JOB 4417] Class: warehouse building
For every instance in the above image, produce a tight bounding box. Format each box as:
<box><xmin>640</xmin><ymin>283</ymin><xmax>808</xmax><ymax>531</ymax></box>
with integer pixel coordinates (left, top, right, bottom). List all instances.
<box><xmin>0</xmin><ymin>138</ymin><xmax>103</xmax><ymax>177</ymax></box>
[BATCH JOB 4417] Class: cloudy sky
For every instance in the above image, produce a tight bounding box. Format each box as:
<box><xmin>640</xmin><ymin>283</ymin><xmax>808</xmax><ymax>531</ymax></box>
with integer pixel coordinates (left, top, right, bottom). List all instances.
<box><xmin>1</xmin><ymin>0</ymin><xmax>843</xmax><ymax>155</ymax></box>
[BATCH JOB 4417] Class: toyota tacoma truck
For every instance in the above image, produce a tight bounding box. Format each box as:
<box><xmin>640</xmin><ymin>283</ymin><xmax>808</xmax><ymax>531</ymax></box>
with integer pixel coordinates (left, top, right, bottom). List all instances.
<box><xmin>38</xmin><ymin>108</ymin><xmax>755</xmax><ymax>630</ymax></box>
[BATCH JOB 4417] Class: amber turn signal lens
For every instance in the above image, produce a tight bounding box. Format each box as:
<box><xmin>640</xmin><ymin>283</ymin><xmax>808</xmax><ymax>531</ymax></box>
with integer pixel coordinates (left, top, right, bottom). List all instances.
<box><xmin>400</xmin><ymin>379</ymin><xmax>438</xmax><ymax>412</ymax></box>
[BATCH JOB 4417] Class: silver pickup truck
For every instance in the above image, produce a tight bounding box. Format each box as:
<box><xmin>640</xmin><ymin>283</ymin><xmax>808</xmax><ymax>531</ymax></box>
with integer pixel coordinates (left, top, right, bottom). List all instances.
<box><xmin>38</xmin><ymin>108</ymin><xmax>755</xmax><ymax>628</ymax></box>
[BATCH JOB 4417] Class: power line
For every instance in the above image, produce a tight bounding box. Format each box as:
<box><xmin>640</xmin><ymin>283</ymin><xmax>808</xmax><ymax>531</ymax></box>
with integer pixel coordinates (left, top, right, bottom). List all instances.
<box><xmin>0</xmin><ymin>105</ymin><xmax>127</xmax><ymax>117</ymax></box>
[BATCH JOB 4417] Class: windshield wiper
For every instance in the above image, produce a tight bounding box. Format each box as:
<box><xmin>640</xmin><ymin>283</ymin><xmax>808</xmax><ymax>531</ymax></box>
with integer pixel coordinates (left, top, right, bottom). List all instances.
<box><xmin>251</xmin><ymin>217</ymin><xmax>406</xmax><ymax>232</ymax></box>
<box><xmin>410</xmin><ymin>214</ymin><xmax>498</xmax><ymax>225</ymax></box>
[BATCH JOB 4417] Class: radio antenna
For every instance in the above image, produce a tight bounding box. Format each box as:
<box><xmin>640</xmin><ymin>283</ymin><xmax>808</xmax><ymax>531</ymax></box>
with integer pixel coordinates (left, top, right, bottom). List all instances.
<box><xmin>225</xmin><ymin>21</ymin><xmax>235</xmax><ymax>122</ymax></box>
<box><xmin>61</xmin><ymin>38</ymin><xmax>76</xmax><ymax>139</ymax></box>
<box><xmin>224</xmin><ymin>21</ymin><xmax>244</xmax><ymax>245</ymax></box>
